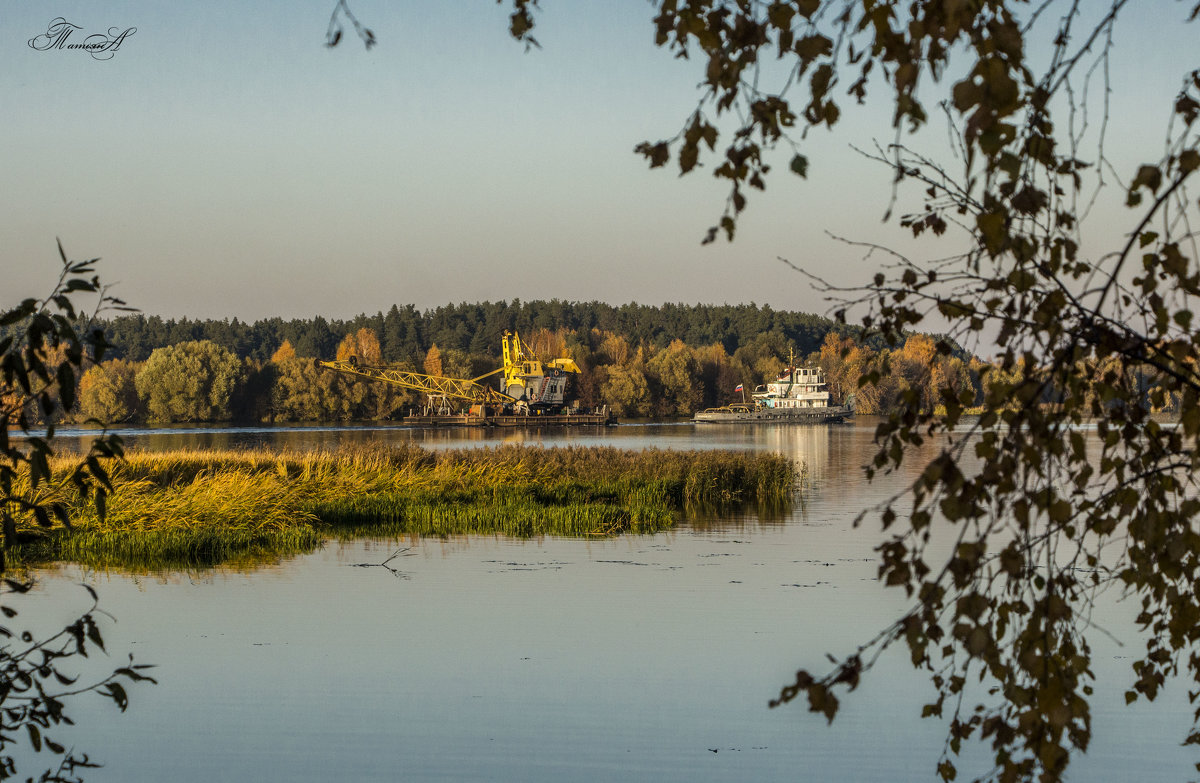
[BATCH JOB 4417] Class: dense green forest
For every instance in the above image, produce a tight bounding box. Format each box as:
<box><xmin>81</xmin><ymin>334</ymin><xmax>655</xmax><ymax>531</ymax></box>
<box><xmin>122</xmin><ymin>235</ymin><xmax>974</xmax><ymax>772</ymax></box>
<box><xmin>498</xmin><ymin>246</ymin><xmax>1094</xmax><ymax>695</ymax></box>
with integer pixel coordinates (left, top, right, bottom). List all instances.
<box><xmin>4</xmin><ymin>300</ymin><xmax>995</xmax><ymax>424</ymax></box>
<box><xmin>97</xmin><ymin>300</ymin><xmax>840</xmax><ymax>365</ymax></box>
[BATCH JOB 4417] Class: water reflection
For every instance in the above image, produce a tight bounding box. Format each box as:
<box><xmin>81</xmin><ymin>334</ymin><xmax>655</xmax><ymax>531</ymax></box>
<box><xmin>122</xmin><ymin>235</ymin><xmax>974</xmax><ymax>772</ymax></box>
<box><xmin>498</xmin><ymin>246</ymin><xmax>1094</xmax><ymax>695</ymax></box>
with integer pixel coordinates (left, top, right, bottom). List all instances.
<box><xmin>751</xmin><ymin>425</ymin><xmax>831</xmax><ymax>487</ymax></box>
<box><xmin>50</xmin><ymin>420</ymin><xmax>845</xmax><ymax>455</ymax></box>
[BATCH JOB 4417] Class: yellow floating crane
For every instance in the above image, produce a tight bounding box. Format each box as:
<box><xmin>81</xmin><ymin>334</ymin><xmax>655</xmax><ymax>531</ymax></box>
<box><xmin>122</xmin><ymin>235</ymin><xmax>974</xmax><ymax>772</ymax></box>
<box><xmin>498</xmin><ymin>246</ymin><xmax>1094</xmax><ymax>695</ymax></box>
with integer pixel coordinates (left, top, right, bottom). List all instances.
<box><xmin>318</xmin><ymin>331</ymin><xmax>582</xmax><ymax>415</ymax></box>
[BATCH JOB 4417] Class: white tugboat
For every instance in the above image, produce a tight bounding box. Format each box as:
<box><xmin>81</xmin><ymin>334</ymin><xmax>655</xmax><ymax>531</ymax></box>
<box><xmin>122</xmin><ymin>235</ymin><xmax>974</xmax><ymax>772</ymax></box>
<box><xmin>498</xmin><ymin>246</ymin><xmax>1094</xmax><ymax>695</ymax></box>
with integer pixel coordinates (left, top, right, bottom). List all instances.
<box><xmin>693</xmin><ymin>354</ymin><xmax>851</xmax><ymax>424</ymax></box>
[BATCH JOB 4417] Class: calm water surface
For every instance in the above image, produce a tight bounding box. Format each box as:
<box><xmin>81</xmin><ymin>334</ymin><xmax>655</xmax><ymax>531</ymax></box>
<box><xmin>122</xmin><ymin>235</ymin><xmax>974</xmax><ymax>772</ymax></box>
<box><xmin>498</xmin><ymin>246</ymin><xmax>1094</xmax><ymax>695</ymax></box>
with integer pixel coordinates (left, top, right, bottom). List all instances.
<box><xmin>15</xmin><ymin>420</ymin><xmax>1195</xmax><ymax>781</ymax></box>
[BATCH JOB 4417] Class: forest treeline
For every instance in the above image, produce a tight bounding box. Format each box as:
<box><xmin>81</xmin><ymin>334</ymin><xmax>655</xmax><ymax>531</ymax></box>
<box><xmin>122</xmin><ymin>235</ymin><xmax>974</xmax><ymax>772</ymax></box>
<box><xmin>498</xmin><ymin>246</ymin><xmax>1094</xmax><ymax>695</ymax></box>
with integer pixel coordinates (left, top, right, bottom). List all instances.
<box><xmin>3</xmin><ymin>300</ymin><xmax>1001</xmax><ymax>424</ymax></box>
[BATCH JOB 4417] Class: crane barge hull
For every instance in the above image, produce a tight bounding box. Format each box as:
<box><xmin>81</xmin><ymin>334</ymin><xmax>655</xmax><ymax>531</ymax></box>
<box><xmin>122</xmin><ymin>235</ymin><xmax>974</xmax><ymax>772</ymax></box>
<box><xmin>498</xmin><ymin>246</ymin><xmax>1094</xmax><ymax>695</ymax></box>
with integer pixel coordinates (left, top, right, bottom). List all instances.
<box><xmin>400</xmin><ymin>411</ymin><xmax>616</xmax><ymax>427</ymax></box>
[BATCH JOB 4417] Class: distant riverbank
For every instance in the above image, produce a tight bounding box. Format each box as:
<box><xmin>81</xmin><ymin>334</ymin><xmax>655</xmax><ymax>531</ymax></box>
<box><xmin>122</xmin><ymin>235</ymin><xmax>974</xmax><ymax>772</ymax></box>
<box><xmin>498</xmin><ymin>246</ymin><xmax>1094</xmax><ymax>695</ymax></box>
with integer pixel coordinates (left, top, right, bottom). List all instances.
<box><xmin>12</xmin><ymin>444</ymin><xmax>799</xmax><ymax>571</ymax></box>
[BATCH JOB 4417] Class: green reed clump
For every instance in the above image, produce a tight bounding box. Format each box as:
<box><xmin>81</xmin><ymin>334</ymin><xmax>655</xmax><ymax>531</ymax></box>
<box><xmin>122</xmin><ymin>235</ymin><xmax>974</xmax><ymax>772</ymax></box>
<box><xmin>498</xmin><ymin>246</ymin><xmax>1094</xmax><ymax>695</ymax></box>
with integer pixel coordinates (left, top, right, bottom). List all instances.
<box><xmin>20</xmin><ymin>525</ymin><xmax>324</xmax><ymax>571</ymax></box>
<box><xmin>7</xmin><ymin>443</ymin><xmax>798</xmax><ymax>570</ymax></box>
<box><xmin>304</xmin><ymin>445</ymin><xmax>795</xmax><ymax>540</ymax></box>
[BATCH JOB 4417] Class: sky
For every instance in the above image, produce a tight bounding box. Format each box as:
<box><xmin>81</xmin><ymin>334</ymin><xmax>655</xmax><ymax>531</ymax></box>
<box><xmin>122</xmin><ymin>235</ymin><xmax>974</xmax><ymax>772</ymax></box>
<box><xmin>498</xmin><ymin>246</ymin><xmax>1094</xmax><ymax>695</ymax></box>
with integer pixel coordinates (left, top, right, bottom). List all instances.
<box><xmin>1</xmin><ymin>1</ymin><xmax>1195</xmax><ymax>322</ymax></box>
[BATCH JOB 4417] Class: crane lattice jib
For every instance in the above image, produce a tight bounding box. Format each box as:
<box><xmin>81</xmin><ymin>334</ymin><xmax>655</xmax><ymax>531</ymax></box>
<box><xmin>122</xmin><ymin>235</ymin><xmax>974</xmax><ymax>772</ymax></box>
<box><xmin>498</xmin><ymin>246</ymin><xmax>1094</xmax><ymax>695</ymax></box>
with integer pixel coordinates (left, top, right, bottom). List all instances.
<box><xmin>318</xmin><ymin>361</ymin><xmax>515</xmax><ymax>404</ymax></box>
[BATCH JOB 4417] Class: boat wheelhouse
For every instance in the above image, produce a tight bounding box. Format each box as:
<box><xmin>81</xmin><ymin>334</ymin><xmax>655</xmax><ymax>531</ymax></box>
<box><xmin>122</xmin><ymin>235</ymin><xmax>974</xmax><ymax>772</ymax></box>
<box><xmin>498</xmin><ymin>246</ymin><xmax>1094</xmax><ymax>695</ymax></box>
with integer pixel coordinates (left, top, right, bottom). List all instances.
<box><xmin>754</xmin><ymin>365</ymin><xmax>831</xmax><ymax>409</ymax></box>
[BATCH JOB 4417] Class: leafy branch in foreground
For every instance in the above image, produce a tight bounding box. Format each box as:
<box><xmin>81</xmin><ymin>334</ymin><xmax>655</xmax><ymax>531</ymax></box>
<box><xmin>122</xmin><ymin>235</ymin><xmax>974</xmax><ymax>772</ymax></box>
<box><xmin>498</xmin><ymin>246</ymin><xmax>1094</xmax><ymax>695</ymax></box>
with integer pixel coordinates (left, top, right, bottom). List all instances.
<box><xmin>0</xmin><ymin>579</ymin><xmax>156</xmax><ymax>783</ymax></box>
<box><xmin>1</xmin><ymin>241</ymin><xmax>130</xmax><ymax>571</ymax></box>
<box><xmin>792</xmin><ymin>111</ymin><xmax>1200</xmax><ymax>782</ymax></box>
<box><xmin>730</xmin><ymin>4</ymin><xmax>1198</xmax><ymax>782</ymax></box>
<box><xmin>1</xmin><ymin>243</ymin><xmax>150</xmax><ymax>782</ymax></box>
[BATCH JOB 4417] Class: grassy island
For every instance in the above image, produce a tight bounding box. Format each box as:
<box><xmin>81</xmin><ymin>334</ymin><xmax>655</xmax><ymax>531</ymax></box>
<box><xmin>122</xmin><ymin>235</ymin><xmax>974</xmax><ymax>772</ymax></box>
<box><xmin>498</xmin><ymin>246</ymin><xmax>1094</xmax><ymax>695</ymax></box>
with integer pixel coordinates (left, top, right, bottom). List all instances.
<box><xmin>10</xmin><ymin>444</ymin><xmax>799</xmax><ymax>570</ymax></box>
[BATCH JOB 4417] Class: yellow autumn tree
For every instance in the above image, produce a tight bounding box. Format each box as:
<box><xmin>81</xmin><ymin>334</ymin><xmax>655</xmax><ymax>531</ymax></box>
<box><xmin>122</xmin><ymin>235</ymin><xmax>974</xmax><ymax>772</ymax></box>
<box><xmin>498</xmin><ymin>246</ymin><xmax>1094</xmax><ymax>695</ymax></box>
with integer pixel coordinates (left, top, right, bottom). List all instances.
<box><xmin>524</xmin><ymin>327</ymin><xmax>569</xmax><ymax>361</ymax></box>
<box><xmin>78</xmin><ymin>358</ymin><xmax>141</xmax><ymax>423</ymax></box>
<box><xmin>423</xmin><ymin>344</ymin><xmax>443</xmax><ymax>377</ymax></box>
<box><xmin>270</xmin><ymin>340</ymin><xmax>297</xmax><ymax>363</ymax></box>
<box><xmin>335</xmin><ymin>328</ymin><xmax>383</xmax><ymax>364</ymax></box>
<box><xmin>595</xmin><ymin>331</ymin><xmax>631</xmax><ymax>367</ymax></box>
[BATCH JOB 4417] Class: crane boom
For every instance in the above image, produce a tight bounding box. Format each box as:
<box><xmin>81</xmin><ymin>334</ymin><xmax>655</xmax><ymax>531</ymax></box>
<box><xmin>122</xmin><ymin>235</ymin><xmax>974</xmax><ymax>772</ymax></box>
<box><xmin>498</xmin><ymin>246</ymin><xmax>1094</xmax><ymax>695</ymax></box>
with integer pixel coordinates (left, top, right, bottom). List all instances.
<box><xmin>317</xmin><ymin>360</ymin><xmax>515</xmax><ymax>405</ymax></box>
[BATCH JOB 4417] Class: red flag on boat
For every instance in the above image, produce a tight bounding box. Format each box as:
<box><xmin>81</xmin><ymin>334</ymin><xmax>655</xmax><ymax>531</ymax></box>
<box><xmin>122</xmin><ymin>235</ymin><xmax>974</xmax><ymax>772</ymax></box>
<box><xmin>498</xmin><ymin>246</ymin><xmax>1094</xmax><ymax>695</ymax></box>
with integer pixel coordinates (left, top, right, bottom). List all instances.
<box><xmin>734</xmin><ymin>383</ymin><xmax>743</xmax><ymax>392</ymax></box>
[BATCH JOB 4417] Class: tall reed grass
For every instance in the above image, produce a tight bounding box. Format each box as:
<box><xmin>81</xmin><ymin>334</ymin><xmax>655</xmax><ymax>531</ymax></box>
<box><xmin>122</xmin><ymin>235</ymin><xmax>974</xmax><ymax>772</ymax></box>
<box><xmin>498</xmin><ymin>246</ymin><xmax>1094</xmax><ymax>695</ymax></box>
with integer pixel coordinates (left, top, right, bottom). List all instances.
<box><xmin>8</xmin><ymin>443</ymin><xmax>799</xmax><ymax>570</ymax></box>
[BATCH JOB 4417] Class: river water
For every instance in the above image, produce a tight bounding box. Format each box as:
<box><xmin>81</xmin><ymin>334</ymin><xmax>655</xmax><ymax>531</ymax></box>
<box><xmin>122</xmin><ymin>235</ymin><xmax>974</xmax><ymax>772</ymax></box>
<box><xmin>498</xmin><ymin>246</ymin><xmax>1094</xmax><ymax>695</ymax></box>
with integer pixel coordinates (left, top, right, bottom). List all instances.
<box><xmin>12</xmin><ymin>420</ymin><xmax>1196</xmax><ymax>782</ymax></box>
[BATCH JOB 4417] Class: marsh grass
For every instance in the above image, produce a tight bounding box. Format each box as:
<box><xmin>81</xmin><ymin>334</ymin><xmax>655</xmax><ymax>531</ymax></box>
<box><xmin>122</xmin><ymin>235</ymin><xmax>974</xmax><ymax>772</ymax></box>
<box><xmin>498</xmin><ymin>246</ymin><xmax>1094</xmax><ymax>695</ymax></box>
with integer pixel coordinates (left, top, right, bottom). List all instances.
<box><xmin>9</xmin><ymin>444</ymin><xmax>798</xmax><ymax>570</ymax></box>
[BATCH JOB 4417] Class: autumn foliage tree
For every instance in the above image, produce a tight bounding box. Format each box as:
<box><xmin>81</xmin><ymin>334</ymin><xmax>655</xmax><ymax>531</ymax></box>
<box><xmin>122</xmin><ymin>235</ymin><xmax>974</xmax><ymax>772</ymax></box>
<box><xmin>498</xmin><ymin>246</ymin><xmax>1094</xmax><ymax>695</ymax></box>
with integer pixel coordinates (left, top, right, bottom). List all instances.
<box><xmin>335</xmin><ymin>327</ymin><xmax>383</xmax><ymax>364</ymax></box>
<box><xmin>330</xmin><ymin>328</ymin><xmax>400</xmax><ymax>419</ymax></box>
<box><xmin>134</xmin><ymin>340</ymin><xmax>243</xmax><ymax>423</ymax></box>
<box><xmin>601</xmin><ymin>353</ymin><xmax>652</xmax><ymax>417</ymax></box>
<box><xmin>270</xmin><ymin>355</ymin><xmax>341</xmax><ymax>421</ymax></box>
<box><xmin>646</xmin><ymin>340</ymin><xmax>702</xmax><ymax>415</ymax></box>
<box><xmin>423</xmin><ymin>344</ymin><xmax>444</xmax><ymax>377</ymax></box>
<box><xmin>79</xmin><ymin>358</ymin><xmax>140</xmax><ymax>423</ymax></box>
<box><xmin>269</xmin><ymin>339</ymin><xmax>297</xmax><ymax>363</ymax></box>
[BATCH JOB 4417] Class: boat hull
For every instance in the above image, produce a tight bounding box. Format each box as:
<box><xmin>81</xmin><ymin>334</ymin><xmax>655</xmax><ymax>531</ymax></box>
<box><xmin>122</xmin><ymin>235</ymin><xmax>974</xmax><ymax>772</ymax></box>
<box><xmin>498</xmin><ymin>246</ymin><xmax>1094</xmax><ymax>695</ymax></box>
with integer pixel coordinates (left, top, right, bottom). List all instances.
<box><xmin>692</xmin><ymin>406</ymin><xmax>850</xmax><ymax>424</ymax></box>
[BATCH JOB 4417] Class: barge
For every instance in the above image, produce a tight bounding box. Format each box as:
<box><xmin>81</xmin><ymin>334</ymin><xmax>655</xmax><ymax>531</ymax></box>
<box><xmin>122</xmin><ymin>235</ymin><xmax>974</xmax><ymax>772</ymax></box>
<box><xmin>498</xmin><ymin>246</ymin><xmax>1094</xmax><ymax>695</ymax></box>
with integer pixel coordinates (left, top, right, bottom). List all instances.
<box><xmin>401</xmin><ymin>407</ymin><xmax>616</xmax><ymax>428</ymax></box>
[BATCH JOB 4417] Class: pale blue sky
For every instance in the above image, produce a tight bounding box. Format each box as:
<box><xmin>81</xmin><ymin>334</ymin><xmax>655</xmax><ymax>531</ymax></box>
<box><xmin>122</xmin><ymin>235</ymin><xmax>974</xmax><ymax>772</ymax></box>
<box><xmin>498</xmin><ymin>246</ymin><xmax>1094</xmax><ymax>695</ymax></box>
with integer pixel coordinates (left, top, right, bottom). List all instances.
<box><xmin>1</xmin><ymin>2</ymin><xmax>1194</xmax><ymax>320</ymax></box>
